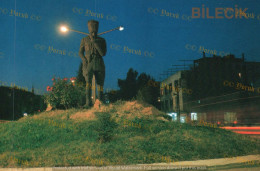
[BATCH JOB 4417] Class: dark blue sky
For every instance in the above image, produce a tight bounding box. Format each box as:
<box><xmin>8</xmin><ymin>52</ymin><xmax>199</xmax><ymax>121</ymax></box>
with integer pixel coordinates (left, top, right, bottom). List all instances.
<box><xmin>0</xmin><ymin>0</ymin><xmax>260</xmax><ymax>94</ymax></box>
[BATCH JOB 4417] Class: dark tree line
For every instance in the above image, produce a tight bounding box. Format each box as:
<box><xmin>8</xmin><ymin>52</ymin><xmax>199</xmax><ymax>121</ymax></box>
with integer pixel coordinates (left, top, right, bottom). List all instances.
<box><xmin>0</xmin><ymin>87</ymin><xmax>46</xmax><ymax>120</ymax></box>
<box><xmin>117</xmin><ymin>68</ymin><xmax>160</xmax><ymax>108</ymax></box>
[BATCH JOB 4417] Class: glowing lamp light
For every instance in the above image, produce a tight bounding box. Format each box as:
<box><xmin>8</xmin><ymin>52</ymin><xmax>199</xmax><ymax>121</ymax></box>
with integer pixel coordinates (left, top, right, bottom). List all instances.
<box><xmin>70</xmin><ymin>77</ymin><xmax>76</xmax><ymax>82</ymax></box>
<box><xmin>59</xmin><ymin>24</ymin><xmax>124</xmax><ymax>36</ymax></box>
<box><xmin>60</xmin><ymin>26</ymin><xmax>69</xmax><ymax>33</ymax></box>
<box><xmin>119</xmin><ymin>26</ymin><xmax>124</xmax><ymax>31</ymax></box>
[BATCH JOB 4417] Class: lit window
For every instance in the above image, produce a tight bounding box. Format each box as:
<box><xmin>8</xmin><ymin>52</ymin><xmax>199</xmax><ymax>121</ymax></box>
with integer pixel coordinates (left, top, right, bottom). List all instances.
<box><xmin>167</xmin><ymin>113</ymin><xmax>177</xmax><ymax>121</ymax></box>
<box><xmin>180</xmin><ymin>116</ymin><xmax>186</xmax><ymax>123</ymax></box>
<box><xmin>191</xmin><ymin>113</ymin><xmax>197</xmax><ymax>120</ymax></box>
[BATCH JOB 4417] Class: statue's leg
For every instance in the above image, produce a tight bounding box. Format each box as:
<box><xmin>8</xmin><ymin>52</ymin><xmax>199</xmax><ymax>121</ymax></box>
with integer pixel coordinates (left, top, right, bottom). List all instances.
<box><xmin>95</xmin><ymin>70</ymin><xmax>105</xmax><ymax>101</ymax></box>
<box><xmin>85</xmin><ymin>69</ymin><xmax>94</xmax><ymax>107</ymax></box>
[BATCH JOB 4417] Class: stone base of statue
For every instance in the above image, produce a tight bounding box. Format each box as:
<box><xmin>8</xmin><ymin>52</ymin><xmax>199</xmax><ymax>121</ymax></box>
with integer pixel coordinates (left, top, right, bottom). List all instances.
<box><xmin>46</xmin><ymin>103</ymin><xmax>53</xmax><ymax>111</ymax></box>
<box><xmin>94</xmin><ymin>99</ymin><xmax>102</xmax><ymax>110</ymax></box>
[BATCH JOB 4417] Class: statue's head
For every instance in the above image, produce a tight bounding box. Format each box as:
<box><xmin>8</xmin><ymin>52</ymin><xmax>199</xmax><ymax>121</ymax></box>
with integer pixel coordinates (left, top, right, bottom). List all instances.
<box><xmin>88</xmin><ymin>20</ymin><xmax>99</xmax><ymax>37</ymax></box>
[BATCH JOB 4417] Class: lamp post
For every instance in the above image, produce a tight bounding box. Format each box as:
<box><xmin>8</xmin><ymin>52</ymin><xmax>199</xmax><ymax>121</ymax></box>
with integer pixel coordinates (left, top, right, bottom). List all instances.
<box><xmin>60</xmin><ymin>25</ymin><xmax>124</xmax><ymax>36</ymax></box>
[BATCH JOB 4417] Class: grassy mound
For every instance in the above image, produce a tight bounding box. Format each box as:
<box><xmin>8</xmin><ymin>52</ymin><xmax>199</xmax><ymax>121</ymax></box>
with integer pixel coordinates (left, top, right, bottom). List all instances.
<box><xmin>0</xmin><ymin>101</ymin><xmax>259</xmax><ymax>167</ymax></box>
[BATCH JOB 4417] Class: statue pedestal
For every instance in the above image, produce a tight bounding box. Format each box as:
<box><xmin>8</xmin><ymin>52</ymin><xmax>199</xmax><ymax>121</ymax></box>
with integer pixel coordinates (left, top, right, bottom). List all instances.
<box><xmin>94</xmin><ymin>99</ymin><xmax>102</xmax><ymax>110</ymax></box>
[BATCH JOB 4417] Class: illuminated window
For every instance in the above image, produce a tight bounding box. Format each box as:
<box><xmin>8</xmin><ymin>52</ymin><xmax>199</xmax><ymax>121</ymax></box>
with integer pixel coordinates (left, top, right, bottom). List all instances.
<box><xmin>180</xmin><ymin>116</ymin><xmax>186</xmax><ymax>123</ymax></box>
<box><xmin>191</xmin><ymin>113</ymin><xmax>197</xmax><ymax>120</ymax></box>
<box><xmin>167</xmin><ymin>113</ymin><xmax>177</xmax><ymax>121</ymax></box>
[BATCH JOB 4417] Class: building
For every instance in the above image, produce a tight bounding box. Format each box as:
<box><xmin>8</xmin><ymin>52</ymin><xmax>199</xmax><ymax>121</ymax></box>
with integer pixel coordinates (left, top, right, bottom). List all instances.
<box><xmin>161</xmin><ymin>53</ymin><xmax>260</xmax><ymax>125</ymax></box>
<box><xmin>186</xmin><ymin>53</ymin><xmax>260</xmax><ymax>125</ymax></box>
<box><xmin>160</xmin><ymin>71</ymin><xmax>193</xmax><ymax>122</ymax></box>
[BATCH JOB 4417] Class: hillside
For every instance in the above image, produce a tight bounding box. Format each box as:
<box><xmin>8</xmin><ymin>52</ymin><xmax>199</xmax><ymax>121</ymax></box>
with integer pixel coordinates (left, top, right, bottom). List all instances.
<box><xmin>0</xmin><ymin>100</ymin><xmax>259</xmax><ymax>167</ymax></box>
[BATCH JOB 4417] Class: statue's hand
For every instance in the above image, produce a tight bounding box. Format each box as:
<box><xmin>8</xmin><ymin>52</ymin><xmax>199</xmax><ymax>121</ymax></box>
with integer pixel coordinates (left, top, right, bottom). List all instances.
<box><xmin>89</xmin><ymin>35</ymin><xmax>94</xmax><ymax>42</ymax></box>
<box><xmin>89</xmin><ymin>33</ymin><xmax>97</xmax><ymax>42</ymax></box>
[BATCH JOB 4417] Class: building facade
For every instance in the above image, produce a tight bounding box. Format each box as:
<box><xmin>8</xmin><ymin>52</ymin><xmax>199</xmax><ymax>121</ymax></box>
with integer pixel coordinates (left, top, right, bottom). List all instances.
<box><xmin>161</xmin><ymin>53</ymin><xmax>260</xmax><ymax>125</ymax></box>
<box><xmin>160</xmin><ymin>71</ymin><xmax>193</xmax><ymax>122</ymax></box>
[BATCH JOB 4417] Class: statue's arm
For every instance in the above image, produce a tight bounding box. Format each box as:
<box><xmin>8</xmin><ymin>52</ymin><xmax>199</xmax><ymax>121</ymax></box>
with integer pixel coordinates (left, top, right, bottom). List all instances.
<box><xmin>79</xmin><ymin>38</ymin><xmax>86</xmax><ymax>62</ymax></box>
<box><xmin>93</xmin><ymin>38</ymin><xmax>107</xmax><ymax>57</ymax></box>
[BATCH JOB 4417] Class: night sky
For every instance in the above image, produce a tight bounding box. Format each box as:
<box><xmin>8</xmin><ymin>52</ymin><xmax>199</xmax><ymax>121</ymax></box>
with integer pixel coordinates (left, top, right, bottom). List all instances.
<box><xmin>1</xmin><ymin>0</ymin><xmax>260</xmax><ymax>94</ymax></box>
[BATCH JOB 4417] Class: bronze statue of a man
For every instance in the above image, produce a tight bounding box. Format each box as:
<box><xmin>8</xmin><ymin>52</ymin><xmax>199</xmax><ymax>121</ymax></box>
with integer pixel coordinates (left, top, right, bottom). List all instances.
<box><xmin>79</xmin><ymin>20</ymin><xmax>107</xmax><ymax>107</ymax></box>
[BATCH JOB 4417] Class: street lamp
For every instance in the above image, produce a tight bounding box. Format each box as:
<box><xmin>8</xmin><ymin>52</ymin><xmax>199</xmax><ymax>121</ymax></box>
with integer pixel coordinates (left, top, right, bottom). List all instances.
<box><xmin>119</xmin><ymin>26</ymin><xmax>124</xmax><ymax>31</ymax></box>
<box><xmin>60</xmin><ymin>26</ymin><xmax>68</xmax><ymax>32</ymax></box>
<box><xmin>59</xmin><ymin>25</ymin><xmax>124</xmax><ymax>36</ymax></box>
<box><xmin>60</xmin><ymin>25</ymin><xmax>89</xmax><ymax>35</ymax></box>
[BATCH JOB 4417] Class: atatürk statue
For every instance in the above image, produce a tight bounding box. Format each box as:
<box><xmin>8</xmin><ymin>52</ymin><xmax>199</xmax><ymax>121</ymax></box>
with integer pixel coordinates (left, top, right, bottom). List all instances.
<box><xmin>79</xmin><ymin>20</ymin><xmax>107</xmax><ymax>107</ymax></box>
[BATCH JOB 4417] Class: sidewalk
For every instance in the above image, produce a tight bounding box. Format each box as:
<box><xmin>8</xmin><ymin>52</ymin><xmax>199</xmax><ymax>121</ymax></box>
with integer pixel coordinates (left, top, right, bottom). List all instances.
<box><xmin>0</xmin><ymin>154</ymin><xmax>259</xmax><ymax>171</ymax></box>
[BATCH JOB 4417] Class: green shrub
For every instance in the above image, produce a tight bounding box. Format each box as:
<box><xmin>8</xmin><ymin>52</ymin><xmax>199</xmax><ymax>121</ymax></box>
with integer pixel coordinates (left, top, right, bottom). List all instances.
<box><xmin>95</xmin><ymin>112</ymin><xmax>118</xmax><ymax>143</ymax></box>
<box><xmin>44</xmin><ymin>78</ymin><xmax>85</xmax><ymax>109</ymax></box>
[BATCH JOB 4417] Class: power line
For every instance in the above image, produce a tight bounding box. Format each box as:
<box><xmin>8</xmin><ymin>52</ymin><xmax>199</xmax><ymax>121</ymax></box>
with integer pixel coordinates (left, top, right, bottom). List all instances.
<box><xmin>191</xmin><ymin>95</ymin><xmax>260</xmax><ymax>109</ymax></box>
<box><xmin>183</xmin><ymin>91</ymin><xmax>241</xmax><ymax>105</ymax></box>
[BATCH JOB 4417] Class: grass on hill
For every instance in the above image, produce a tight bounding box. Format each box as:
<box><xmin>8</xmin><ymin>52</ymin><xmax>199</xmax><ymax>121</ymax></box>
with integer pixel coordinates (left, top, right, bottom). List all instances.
<box><xmin>0</xmin><ymin>101</ymin><xmax>259</xmax><ymax>167</ymax></box>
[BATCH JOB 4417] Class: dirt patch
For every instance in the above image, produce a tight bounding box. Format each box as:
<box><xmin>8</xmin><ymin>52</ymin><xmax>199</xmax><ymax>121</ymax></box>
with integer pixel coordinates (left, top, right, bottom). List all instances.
<box><xmin>0</xmin><ymin>120</ymin><xmax>10</xmax><ymax>123</ymax></box>
<box><xmin>114</xmin><ymin>100</ymin><xmax>164</xmax><ymax>119</ymax></box>
<box><xmin>28</xmin><ymin>100</ymin><xmax>166</xmax><ymax>122</ymax></box>
<box><xmin>69</xmin><ymin>101</ymin><xmax>112</xmax><ymax>121</ymax></box>
<box><xmin>68</xmin><ymin>100</ymin><xmax>165</xmax><ymax>121</ymax></box>
<box><xmin>23</xmin><ymin>110</ymin><xmax>65</xmax><ymax>120</ymax></box>
<box><xmin>70</xmin><ymin>109</ymin><xmax>97</xmax><ymax>121</ymax></box>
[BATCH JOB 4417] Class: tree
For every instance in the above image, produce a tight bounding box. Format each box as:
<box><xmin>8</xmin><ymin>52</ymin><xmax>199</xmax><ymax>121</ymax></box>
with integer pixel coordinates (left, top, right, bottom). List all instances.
<box><xmin>137</xmin><ymin>73</ymin><xmax>152</xmax><ymax>89</ymax></box>
<box><xmin>117</xmin><ymin>68</ymin><xmax>160</xmax><ymax>108</ymax></box>
<box><xmin>118</xmin><ymin>68</ymin><xmax>138</xmax><ymax>100</ymax></box>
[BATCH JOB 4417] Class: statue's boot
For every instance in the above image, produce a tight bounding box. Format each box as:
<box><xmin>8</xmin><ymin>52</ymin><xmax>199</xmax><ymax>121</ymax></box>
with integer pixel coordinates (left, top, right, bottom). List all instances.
<box><xmin>85</xmin><ymin>87</ymin><xmax>92</xmax><ymax>107</ymax></box>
